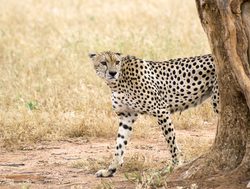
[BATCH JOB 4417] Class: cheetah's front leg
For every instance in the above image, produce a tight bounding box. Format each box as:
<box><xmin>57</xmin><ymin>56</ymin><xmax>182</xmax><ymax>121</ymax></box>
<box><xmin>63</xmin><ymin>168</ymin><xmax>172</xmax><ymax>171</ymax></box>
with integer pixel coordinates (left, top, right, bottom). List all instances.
<box><xmin>96</xmin><ymin>112</ymin><xmax>138</xmax><ymax>177</ymax></box>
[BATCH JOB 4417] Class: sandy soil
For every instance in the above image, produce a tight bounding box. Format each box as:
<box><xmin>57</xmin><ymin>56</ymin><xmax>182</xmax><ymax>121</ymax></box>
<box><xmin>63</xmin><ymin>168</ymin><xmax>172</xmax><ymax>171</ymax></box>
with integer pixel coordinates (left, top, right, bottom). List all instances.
<box><xmin>0</xmin><ymin>129</ymin><xmax>216</xmax><ymax>189</ymax></box>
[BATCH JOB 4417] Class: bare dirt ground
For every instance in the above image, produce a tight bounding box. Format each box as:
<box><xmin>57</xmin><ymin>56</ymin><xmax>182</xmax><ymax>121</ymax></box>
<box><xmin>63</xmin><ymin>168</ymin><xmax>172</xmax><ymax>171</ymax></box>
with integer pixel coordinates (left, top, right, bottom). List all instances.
<box><xmin>0</xmin><ymin>129</ymin><xmax>216</xmax><ymax>189</ymax></box>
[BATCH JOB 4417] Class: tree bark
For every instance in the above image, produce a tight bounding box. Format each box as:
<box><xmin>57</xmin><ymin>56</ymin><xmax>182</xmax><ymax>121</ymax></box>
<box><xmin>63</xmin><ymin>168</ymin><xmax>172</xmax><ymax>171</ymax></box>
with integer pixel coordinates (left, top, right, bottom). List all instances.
<box><xmin>168</xmin><ymin>0</ymin><xmax>250</xmax><ymax>187</ymax></box>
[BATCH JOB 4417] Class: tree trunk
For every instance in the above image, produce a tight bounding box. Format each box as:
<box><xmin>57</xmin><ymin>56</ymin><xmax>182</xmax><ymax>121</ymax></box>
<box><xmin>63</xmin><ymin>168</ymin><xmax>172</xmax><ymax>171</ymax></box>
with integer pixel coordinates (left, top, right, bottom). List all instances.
<box><xmin>168</xmin><ymin>0</ymin><xmax>250</xmax><ymax>188</ymax></box>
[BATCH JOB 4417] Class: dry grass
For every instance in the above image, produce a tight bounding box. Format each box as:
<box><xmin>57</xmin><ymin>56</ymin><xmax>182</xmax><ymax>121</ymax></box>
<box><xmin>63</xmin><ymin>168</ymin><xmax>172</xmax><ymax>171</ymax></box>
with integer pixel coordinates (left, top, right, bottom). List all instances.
<box><xmin>71</xmin><ymin>156</ymin><xmax>111</xmax><ymax>174</ymax></box>
<box><xmin>71</xmin><ymin>132</ymin><xmax>213</xmax><ymax>188</ymax></box>
<box><xmin>70</xmin><ymin>152</ymin><xmax>161</xmax><ymax>174</ymax></box>
<box><xmin>0</xmin><ymin>0</ymin><xmax>215</xmax><ymax>148</ymax></box>
<box><xmin>95</xmin><ymin>179</ymin><xmax>115</xmax><ymax>189</ymax></box>
<box><xmin>178</xmin><ymin>134</ymin><xmax>214</xmax><ymax>162</ymax></box>
<box><xmin>71</xmin><ymin>152</ymin><xmax>173</xmax><ymax>188</ymax></box>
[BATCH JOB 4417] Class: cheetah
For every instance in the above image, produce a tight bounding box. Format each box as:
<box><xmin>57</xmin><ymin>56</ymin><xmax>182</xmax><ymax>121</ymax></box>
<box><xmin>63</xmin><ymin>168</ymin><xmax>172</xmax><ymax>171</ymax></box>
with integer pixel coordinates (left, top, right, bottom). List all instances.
<box><xmin>89</xmin><ymin>51</ymin><xmax>219</xmax><ymax>177</ymax></box>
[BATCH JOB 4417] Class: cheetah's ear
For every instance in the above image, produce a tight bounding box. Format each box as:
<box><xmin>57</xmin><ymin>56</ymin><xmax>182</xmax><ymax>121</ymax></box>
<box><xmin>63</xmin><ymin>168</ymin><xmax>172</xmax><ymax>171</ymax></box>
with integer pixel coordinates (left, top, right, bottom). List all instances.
<box><xmin>88</xmin><ymin>53</ymin><xmax>97</xmax><ymax>59</ymax></box>
<box><xmin>115</xmin><ymin>52</ymin><xmax>122</xmax><ymax>56</ymax></box>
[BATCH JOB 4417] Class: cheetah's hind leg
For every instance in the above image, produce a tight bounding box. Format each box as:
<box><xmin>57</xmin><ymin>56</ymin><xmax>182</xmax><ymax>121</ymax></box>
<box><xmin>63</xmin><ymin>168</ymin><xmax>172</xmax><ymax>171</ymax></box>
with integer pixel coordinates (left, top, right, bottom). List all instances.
<box><xmin>157</xmin><ymin>110</ymin><xmax>183</xmax><ymax>167</ymax></box>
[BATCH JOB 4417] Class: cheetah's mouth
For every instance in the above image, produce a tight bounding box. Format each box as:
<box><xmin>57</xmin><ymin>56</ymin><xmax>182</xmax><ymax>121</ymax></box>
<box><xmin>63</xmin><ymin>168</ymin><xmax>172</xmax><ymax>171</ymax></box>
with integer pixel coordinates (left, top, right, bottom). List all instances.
<box><xmin>106</xmin><ymin>73</ymin><xmax>119</xmax><ymax>81</ymax></box>
<box><xmin>107</xmin><ymin>76</ymin><xmax>118</xmax><ymax>81</ymax></box>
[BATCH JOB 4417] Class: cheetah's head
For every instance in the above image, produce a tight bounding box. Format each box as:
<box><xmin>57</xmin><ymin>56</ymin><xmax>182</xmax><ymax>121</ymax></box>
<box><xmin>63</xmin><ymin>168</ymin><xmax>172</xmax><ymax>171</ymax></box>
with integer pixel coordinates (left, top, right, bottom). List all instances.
<box><xmin>89</xmin><ymin>51</ymin><xmax>123</xmax><ymax>82</ymax></box>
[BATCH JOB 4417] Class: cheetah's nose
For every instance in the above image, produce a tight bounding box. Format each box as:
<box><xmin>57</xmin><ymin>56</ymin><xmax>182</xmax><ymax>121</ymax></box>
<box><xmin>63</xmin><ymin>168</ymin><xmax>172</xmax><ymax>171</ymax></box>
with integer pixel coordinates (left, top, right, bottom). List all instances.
<box><xmin>109</xmin><ymin>71</ymin><xmax>117</xmax><ymax>77</ymax></box>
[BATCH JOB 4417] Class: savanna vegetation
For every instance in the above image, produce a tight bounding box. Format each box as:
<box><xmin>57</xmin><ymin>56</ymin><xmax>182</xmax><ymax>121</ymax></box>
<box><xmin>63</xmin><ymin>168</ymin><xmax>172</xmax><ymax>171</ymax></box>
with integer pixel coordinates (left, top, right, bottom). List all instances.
<box><xmin>0</xmin><ymin>0</ymin><xmax>215</xmax><ymax>148</ymax></box>
<box><xmin>0</xmin><ymin>1</ymin><xmax>224</xmax><ymax>188</ymax></box>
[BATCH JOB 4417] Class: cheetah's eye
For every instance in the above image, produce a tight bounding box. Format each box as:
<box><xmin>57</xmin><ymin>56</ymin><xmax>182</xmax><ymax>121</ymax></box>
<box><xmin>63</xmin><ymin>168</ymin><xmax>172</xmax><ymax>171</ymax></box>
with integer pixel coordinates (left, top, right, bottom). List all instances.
<box><xmin>115</xmin><ymin>61</ymin><xmax>120</xmax><ymax>65</ymax></box>
<box><xmin>100</xmin><ymin>61</ymin><xmax>107</xmax><ymax>66</ymax></box>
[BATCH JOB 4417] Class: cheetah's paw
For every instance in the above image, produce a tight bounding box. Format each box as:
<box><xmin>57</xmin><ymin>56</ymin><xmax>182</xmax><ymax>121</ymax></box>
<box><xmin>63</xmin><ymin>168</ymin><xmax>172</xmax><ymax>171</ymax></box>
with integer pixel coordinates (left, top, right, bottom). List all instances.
<box><xmin>95</xmin><ymin>168</ymin><xmax>116</xmax><ymax>177</ymax></box>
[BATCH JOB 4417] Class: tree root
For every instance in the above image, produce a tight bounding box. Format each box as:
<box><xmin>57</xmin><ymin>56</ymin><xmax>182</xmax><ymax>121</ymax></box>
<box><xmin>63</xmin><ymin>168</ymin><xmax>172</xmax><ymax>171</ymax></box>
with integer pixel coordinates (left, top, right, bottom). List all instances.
<box><xmin>166</xmin><ymin>149</ymin><xmax>250</xmax><ymax>189</ymax></box>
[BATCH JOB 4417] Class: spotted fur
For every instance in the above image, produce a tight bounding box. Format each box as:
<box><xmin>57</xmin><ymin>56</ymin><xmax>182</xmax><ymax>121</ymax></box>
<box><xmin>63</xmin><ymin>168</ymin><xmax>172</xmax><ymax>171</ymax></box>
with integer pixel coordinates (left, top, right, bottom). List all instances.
<box><xmin>89</xmin><ymin>51</ymin><xmax>219</xmax><ymax>177</ymax></box>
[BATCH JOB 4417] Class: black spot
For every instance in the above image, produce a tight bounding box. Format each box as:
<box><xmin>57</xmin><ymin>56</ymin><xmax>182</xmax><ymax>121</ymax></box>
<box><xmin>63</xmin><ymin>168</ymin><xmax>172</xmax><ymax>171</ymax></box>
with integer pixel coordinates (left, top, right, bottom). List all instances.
<box><xmin>174</xmin><ymin>147</ymin><xmax>177</xmax><ymax>152</ymax></box>
<box><xmin>123</xmin><ymin>124</ymin><xmax>129</xmax><ymax>130</ymax></box>
<box><xmin>109</xmin><ymin>168</ymin><xmax>117</xmax><ymax>174</ymax></box>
